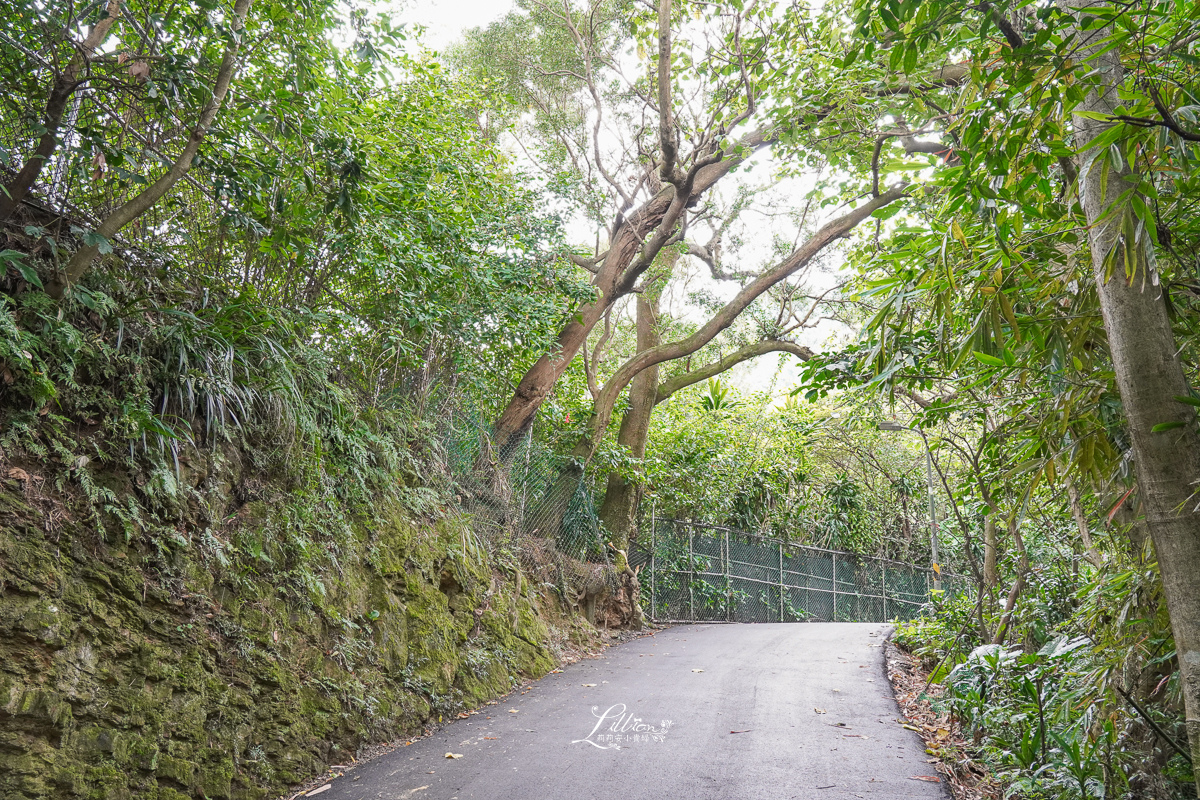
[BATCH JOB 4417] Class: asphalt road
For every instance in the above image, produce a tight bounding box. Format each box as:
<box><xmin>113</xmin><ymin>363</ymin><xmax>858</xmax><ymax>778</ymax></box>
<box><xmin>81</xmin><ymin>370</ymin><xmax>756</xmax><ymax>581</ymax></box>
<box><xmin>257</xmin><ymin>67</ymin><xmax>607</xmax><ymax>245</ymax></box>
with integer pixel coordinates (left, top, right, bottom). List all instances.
<box><xmin>311</xmin><ymin>623</ymin><xmax>948</xmax><ymax>800</ymax></box>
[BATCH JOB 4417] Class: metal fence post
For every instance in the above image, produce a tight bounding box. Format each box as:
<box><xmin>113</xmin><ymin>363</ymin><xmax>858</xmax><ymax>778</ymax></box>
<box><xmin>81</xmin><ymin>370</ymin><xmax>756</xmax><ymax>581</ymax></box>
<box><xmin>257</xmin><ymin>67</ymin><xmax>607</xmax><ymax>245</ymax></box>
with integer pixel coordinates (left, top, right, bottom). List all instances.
<box><xmin>688</xmin><ymin>524</ymin><xmax>695</xmax><ymax>622</ymax></box>
<box><xmin>832</xmin><ymin>551</ymin><xmax>839</xmax><ymax>622</ymax></box>
<box><xmin>650</xmin><ymin>501</ymin><xmax>657</xmax><ymax>622</ymax></box>
<box><xmin>777</xmin><ymin>542</ymin><xmax>787</xmax><ymax>623</ymax></box>
<box><xmin>724</xmin><ymin>527</ymin><xmax>731</xmax><ymax>623</ymax></box>
<box><xmin>882</xmin><ymin>560</ymin><xmax>888</xmax><ymax>621</ymax></box>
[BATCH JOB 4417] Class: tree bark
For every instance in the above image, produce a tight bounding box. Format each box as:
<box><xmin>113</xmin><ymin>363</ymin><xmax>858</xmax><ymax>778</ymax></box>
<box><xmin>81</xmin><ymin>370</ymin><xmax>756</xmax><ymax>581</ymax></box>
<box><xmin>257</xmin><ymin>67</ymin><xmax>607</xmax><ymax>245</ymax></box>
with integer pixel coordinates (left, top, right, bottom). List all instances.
<box><xmin>991</xmin><ymin>515</ymin><xmax>1029</xmax><ymax>646</ymax></box>
<box><xmin>1065</xmin><ymin>0</ymin><xmax>1200</xmax><ymax>781</ymax></box>
<box><xmin>51</xmin><ymin>0</ymin><xmax>253</xmax><ymax>296</ymax></box>
<box><xmin>983</xmin><ymin>515</ymin><xmax>999</xmax><ymax>594</ymax></box>
<box><xmin>1067</xmin><ymin>479</ymin><xmax>1102</xmax><ymax>568</ymax></box>
<box><xmin>0</xmin><ymin>1</ymin><xmax>122</xmax><ymax>220</ymax></box>
<box><xmin>585</xmin><ymin>184</ymin><xmax>907</xmax><ymax>446</ymax></box>
<box><xmin>491</xmin><ymin>129</ymin><xmax>774</xmax><ymax>451</ymax></box>
<box><xmin>597</xmin><ymin>292</ymin><xmax>662</xmax><ymax>551</ymax></box>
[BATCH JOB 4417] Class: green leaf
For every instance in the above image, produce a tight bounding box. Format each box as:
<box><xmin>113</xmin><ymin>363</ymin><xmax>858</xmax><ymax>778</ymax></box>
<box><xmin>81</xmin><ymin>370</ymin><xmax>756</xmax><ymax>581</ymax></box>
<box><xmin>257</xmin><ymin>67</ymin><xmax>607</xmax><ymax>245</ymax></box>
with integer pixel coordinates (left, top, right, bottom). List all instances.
<box><xmin>0</xmin><ymin>249</ymin><xmax>41</xmax><ymax>288</ymax></box>
<box><xmin>81</xmin><ymin>232</ymin><xmax>114</xmax><ymax>255</ymax></box>
<box><xmin>951</xmin><ymin>218</ymin><xmax>968</xmax><ymax>249</ymax></box>
<box><xmin>972</xmin><ymin>351</ymin><xmax>1005</xmax><ymax>367</ymax></box>
<box><xmin>1151</xmin><ymin>421</ymin><xmax>1187</xmax><ymax>432</ymax></box>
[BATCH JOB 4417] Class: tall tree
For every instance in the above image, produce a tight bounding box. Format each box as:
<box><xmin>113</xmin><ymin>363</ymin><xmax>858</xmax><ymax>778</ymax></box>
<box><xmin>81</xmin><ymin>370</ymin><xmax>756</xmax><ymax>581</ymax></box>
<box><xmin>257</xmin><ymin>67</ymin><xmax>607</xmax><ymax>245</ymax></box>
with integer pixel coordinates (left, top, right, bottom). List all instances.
<box><xmin>1065</xmin><ymin>0</ymin><xmax>1200</xmax><ymax>776</ymax></box>
<box><xmin>456</xmin><ymin>0</ymin><xmax>955</xmax><ymax>452</ymax></box>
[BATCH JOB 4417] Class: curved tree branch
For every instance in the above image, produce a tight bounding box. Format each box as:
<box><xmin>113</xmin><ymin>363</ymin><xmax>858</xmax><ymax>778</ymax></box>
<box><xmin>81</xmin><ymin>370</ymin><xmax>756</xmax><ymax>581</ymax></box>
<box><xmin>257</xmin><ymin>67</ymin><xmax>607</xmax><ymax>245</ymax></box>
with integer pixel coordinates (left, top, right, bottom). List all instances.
<box><xmin>654</xmin><ymin>339</ymin><xmax>813</xmax><ymax>404</ymax></box>
<box><xmin>587</xmin><ymin>182</ymin><xmax>910</xmax><ymax>447</ymax></box>
<box><xmin>54</xmin><ymin>0</ymin><xmax>254</xmax><ymax>296</ymax></box>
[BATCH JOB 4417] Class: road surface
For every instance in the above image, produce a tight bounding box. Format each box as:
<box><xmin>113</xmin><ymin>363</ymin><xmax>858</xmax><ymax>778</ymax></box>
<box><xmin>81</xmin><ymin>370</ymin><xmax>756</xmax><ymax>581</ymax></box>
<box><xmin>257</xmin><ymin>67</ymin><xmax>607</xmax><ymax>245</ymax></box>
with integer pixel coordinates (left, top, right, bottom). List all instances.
<box><xmin>311</xmin><ymin>623</ymin><xmax>947</xmax><ymax>800</ymax></box>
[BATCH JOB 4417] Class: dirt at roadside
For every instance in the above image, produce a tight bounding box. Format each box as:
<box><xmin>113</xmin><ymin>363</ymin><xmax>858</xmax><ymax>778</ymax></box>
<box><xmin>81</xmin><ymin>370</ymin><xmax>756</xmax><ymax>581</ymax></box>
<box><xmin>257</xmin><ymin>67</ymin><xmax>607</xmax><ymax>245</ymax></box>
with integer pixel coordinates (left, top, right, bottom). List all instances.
<box><xmin>885</xmin><ymin>640</ymin><xmax>1001</xmax><ymax>800</ymax></box>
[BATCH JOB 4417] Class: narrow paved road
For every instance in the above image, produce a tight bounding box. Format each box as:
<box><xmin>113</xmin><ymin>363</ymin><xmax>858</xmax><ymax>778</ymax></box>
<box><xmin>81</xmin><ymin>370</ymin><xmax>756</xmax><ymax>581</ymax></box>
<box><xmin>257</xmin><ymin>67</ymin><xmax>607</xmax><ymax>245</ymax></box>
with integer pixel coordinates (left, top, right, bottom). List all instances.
<box><xmin>315</xmin><ymin>624</ymin><xmax>947</xmax><ymax>800</ymax></box>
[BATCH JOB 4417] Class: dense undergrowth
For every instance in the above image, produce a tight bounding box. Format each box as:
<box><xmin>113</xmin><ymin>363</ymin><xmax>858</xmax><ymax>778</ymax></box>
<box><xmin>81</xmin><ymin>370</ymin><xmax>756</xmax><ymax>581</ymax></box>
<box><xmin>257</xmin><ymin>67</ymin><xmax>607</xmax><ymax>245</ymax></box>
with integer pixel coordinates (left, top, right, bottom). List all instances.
<box><xmin>1</xmin><ymin>254</ymin><xmax>441</xmax><ymax>571</ymax></box>
<box><xmin>895</xmin><ymin>547</ymin><xmax>1196</xmax><ymax>800</ymax></box>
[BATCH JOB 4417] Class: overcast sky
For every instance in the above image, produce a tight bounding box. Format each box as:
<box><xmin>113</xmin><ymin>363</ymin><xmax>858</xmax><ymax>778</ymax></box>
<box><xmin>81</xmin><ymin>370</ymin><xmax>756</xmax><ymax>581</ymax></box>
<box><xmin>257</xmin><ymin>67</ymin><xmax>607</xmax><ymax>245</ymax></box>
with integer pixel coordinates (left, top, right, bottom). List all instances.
<box><xmin>397</xmin><ymin>0</ymin><xmax>514</xmax><ymax>50</ymax></box>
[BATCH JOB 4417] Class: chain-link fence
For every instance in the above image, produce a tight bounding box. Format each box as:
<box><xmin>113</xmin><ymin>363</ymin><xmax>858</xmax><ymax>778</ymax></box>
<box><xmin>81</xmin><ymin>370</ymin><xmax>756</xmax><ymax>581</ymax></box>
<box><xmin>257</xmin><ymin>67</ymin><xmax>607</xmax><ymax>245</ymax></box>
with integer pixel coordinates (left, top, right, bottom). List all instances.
<box><xmin>633</xmin><ymin>518</ymin><xmax>964</xmax><ymax>624</ymax></box>
<box><xmin>430</xmin><ymin>410</ymin><xmax>620</xmax><ymax>617</ymax></box>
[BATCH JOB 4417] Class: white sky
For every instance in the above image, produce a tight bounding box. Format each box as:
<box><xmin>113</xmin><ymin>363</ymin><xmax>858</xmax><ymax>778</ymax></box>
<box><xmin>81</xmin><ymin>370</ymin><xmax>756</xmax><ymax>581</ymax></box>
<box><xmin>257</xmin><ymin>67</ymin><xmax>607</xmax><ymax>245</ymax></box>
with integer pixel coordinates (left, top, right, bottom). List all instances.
<box><xmin>396</xmin><ymin>0</ymin><xmax>515</xmax><ymax>50</ymax></box>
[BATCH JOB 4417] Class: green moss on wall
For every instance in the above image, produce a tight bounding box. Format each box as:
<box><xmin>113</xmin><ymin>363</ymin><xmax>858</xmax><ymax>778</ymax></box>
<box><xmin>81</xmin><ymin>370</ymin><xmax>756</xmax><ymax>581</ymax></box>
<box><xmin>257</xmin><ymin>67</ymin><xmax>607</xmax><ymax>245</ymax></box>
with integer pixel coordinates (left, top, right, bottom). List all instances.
<box><xmin>0</xmin><ymin>467</ymin><xmax>568</xmax><ymax>800</ymax></box>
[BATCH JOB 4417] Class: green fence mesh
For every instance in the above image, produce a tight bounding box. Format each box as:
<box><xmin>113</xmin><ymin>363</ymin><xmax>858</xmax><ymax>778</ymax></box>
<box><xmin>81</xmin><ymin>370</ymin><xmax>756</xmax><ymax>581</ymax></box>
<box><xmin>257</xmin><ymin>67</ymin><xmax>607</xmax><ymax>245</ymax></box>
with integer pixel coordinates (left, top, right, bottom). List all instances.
<box><xmin>632</xmin><ymin>519</ymin><xmax>965</xmax><ymax>624</ymax></box>
<box><xmin>432</xmin><ymin>412</ymin><xmax>617</xmax><ymax>603</ymax></box>
<box><xmin>430</xmin><ymin>411</ymin><xmax>960</xmax><ymax>625</ymax></box>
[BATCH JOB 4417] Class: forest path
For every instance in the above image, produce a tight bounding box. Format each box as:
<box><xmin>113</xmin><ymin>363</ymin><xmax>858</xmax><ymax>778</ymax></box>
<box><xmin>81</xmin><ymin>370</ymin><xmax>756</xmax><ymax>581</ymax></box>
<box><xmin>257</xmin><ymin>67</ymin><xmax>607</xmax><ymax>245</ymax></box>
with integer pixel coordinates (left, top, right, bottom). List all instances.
<box><xmin>310</xmin><ymin>623</ymin><xmax>947</xmax><ymax>800</ymax></box>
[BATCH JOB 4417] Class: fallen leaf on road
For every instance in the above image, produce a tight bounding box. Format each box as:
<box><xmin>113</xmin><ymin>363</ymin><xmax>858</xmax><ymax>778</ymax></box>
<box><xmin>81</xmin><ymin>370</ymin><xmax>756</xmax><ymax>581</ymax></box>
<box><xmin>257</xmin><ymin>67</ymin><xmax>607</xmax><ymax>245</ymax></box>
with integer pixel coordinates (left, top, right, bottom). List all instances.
<box><xmin>582</xmin><ymin>683</ymin><xmax>597</xmax><ymax>687</ymax></box>
<box><xmin>445</xmin><ymin>753</ymin><xmax>463</xmax><ymax>759</ymax></box>
<box><xmin>730</xmin><ymin>729</ymin><xmax>752</xmax><ymax>734</ymax></box>
<box><xmin>910</xmin><ymin>775</ymin><xmax>941</xmax><ymax>782</ymax></box>
<box><xmin>814</xmin><ymin>708</ymin><xmax>827</xmax><ymax>714</ymax></box>
<box><xmin>305</xmin><ymin>786</ymin><xmax>331</xmax><ymax>797</ymax></box>
<box><xmin>508</xmin><ymin>709</ymin><xmax>519</xmax><ymax>713</ymax></box>
<box><xmin>691</xmin><ymin>668</ymin><xmax>704</xmax><ymax>673</ymax></box>
<box><xmin>901</xmin><ymin>723</ymin><xmax>922</xmax><ymax>732</ymax></box>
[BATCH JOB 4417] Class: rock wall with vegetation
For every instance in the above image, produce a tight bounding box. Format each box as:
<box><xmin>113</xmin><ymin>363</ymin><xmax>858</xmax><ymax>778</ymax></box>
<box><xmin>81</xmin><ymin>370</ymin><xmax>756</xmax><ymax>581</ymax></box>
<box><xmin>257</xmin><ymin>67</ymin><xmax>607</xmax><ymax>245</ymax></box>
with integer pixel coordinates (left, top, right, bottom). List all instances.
<box><xmin>0</xmin><ymin>452</ymin><xmax>574</xmax><ymax>800</ymax></box>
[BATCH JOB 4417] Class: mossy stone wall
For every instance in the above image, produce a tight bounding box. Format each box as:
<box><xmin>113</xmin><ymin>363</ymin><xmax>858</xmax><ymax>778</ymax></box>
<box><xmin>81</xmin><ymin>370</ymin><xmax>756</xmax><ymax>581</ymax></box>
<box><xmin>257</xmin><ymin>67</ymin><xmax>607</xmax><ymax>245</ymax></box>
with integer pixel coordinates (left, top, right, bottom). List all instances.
<box><xmin>0</xmin><ymin>477</ymin><xmax>559</xmax><ymax>800</ymax></box>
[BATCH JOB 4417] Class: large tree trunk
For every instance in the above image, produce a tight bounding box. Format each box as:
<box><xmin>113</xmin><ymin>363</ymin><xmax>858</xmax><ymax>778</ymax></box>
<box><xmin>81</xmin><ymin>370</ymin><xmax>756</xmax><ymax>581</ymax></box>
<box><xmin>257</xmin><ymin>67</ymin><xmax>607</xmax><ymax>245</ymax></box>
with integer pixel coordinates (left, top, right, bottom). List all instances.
<box><xmin>491</xmin><ymin>130</ymin><xmax>774</xmax><ymax>451</ymax></box>
<box><xmin>1066</xmin><ymin>0</ymin><xmax>1200</xmax><ymax>781</ymax></box>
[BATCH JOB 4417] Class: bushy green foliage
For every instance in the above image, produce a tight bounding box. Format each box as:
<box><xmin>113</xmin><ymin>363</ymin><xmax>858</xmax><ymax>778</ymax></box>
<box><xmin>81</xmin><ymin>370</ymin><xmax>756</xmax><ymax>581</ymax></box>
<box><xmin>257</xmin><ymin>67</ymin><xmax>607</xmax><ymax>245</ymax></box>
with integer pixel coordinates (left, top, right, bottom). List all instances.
<box><xmin>896</xmin><ymin>556</ymin><xmax>1196</xmax><ymax>799</ymax></box>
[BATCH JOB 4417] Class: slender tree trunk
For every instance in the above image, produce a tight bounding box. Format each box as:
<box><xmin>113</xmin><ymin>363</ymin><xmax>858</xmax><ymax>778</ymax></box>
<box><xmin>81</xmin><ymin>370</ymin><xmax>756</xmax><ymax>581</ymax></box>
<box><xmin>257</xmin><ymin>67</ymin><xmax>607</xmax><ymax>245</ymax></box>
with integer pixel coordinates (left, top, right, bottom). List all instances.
<box><xmin>1067</xmin><ymin>479</ymin><xmax>1102</xmax><ymax>568</ymax></box>
<box><xmin>597</xmin><ymin>291</ymin><xmax>661</xmax><ymax>550</ymax></box>
<box><xmin>1065</xmin><ymin>1</ymin><xmax>1200</xmax><ymax>781</ymax></box>
<box><xmin>1110</xmin><ymin>497</ymin><xmax>1149</xmax><ymax>560</ymax></box>
<box><xmin>991</xmin><ymin>516</ymin><xmax>1029</xmax><ymax>646</ymax></box>
<box><xmin>0</xmin><ymin>1</ymin><xmax>122</xmax><ymax>219</ymax></box>
<box><xmin>50</xmin><ymin>0</ymin><xmax>253</xmax><ymax>296</ymax></box>
<box><xmin>983</xmin><ymin>516</ymin><xmax>999</xmax><ymax>595</ymax></box>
